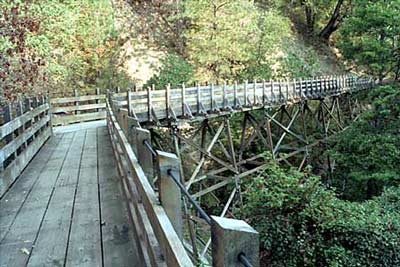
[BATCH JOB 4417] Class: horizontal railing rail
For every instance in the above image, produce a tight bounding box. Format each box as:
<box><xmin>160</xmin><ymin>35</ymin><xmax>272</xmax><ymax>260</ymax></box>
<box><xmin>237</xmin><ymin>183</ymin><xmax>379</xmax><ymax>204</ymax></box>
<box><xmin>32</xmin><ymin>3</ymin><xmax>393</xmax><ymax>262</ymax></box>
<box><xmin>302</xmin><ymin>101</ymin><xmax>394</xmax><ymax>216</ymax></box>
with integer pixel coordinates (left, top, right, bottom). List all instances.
<box><xmin>108</xmin><ymin>91</ymin><xmax>260</xmax><ymax>266</ymax></box>
<box><xmin>50</xmin><ymin>89</ymin><xmax>106</xmax><ymax>126</ymax></box>
<box><xmin>0</xmin><ymin>96</ymin><xmax>52</xmax><ymax>198</ymax></box>
<box><xmin>106</xmin><ymin>98</ymin><xmax>195</xmax><ymax>267</ymax></box>
<box><xmin>111</xmin><ymin>75</ymin><xmax>374</xmax><ymax>124</ymax></box>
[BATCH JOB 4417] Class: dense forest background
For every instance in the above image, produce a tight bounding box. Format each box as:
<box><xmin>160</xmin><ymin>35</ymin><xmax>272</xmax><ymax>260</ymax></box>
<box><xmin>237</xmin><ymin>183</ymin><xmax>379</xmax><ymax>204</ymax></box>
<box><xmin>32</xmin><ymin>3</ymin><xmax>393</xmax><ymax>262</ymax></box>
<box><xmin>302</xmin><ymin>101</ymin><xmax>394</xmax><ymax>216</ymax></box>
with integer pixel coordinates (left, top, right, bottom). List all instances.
<box><xmin>1</xmin><ymin>0</ymin><xmax>399</xmax><ymax>266</ymax></box>
<box><xmin>1</xmin><ymin>0</ymin><xmax>399</xmax><ymax>98</ymax></box>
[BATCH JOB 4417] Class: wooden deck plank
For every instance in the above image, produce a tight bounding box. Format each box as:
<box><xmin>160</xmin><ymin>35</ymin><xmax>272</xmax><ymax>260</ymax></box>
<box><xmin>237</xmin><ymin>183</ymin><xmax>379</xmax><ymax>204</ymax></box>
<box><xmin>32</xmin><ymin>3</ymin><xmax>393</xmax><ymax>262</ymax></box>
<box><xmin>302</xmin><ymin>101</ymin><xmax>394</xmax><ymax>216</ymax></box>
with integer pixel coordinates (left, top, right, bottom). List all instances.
<box><xmin>1</xmin><ymin>123</ymin><xmax>141</xmax><ymax>267</ymax></box>
<box><xmin>65</xmin><ymin>128</ymin><xmax>103</xmax><ymax>267</ymax></box>
<box><xmin>26</xmin><ymin>131</ymin><xmax>87</xmax><ymax>267</ymax></box>
<box><xmin>0</xmin><ymin>133</ymin><xmax>75</xmax><ymax>267</ymax></box>
<box><xmin>0</xmin><ymin>135</ymin><xmax>62</xmax><ymax>241</ymax></box>
<box><xmin>0</xmin><ymin>127</ymin><xmax>52</xmax><ymax>198</ymax></box>
<box><xmin>97</xmin><ymin>127</ymin><xmax>140</xmax><ymax>267</ymax></box>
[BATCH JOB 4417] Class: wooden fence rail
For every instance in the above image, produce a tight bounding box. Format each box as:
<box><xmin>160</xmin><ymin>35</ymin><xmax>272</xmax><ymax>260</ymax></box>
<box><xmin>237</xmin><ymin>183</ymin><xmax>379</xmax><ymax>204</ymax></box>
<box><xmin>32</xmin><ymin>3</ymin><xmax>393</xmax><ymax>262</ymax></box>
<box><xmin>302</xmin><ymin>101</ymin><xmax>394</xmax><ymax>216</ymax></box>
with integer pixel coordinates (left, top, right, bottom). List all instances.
<box><xmin>0</xmin><ymin>97</ymin><xmax>51</xmax><ymax>198</ymax></box>
<box><xmin>106</xmin><ymin>99</ymin><xmax>195</xmax><ymax>267</ymax></box>
<box><xmin>50</xmin><ymin>89</ymin><xmax>106</xmax><ymax>126</ymax></box>
<box><xmin>108</xmin><ymin>92</ymin><xmax>261</xmax><ymax>266</ymax></box>
<box><xmin>111</xmin><ymin>75</ymin><xmax>374</xmax><ymax>124</ymax></box>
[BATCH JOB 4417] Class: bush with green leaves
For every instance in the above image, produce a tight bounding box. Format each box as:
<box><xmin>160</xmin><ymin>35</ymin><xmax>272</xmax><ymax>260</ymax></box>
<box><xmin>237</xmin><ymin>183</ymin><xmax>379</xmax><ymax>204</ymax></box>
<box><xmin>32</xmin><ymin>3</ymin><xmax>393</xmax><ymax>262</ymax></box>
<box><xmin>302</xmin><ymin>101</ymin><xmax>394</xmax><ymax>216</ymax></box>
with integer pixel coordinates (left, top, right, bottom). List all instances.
<box><xmin>144</xmin><ymin>54</ymin><xmax>194</xmax><ymax>89</ymax></box>
<box><xmin>338</xmin><ymin>0</ymin><xmax>400</xmax><ymax>81</ymax></box>
<box><xmin>238</xmin><ymin>159</ymin><xmax>400</xmax><ymax>266</ymax></box>
<box><xmin>327</xmin><ymin>85</ymin><xmax>400</xmax><ymax>200</ymax></box>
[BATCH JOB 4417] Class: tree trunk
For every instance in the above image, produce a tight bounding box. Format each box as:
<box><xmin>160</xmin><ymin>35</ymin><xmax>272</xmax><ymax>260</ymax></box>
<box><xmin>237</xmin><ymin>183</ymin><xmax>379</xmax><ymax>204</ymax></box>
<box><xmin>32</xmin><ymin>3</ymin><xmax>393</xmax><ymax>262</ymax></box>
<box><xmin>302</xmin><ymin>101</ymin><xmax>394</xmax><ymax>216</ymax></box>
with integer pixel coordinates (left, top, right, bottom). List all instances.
<box><xmin>304</xmin><ymin>5</ymin><xmax>315</xmax><ymax>33</ymax></box>
<box><xmin>319</xmin><ymin>0</ymin><xmax>345</xmax><ymax>41</ymax></box>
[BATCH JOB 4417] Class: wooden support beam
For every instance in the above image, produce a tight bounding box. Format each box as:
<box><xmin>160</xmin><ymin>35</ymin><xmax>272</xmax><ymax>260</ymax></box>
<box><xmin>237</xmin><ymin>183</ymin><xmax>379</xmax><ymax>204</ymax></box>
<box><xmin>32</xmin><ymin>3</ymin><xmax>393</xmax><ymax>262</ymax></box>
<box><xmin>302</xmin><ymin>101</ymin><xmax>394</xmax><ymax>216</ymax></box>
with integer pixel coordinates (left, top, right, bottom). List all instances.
<box><xmin>156</xmin><ymin>151</ymin><xmax>183</xmax><ymax>240</ymax></box>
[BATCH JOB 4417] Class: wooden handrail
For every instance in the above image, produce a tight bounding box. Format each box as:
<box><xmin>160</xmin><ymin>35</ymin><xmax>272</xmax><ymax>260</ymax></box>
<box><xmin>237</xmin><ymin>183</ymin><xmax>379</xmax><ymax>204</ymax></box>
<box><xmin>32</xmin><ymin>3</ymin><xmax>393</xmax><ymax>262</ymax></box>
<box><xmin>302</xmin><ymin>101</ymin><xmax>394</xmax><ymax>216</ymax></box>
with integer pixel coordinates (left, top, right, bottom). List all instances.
<box><xmin>111</xmin><ymin>75</ymin><xmax>374</xmax><ymax>124</ymax></box>
<box><xmin>0</xmin><ymin>98</ymin><xmax>52</xmax><ymax>198</ymax></box>
<box><xmin>106</xmin><ymin>100</ymin><xmax>194</xmax><ymax>267</ymax></box>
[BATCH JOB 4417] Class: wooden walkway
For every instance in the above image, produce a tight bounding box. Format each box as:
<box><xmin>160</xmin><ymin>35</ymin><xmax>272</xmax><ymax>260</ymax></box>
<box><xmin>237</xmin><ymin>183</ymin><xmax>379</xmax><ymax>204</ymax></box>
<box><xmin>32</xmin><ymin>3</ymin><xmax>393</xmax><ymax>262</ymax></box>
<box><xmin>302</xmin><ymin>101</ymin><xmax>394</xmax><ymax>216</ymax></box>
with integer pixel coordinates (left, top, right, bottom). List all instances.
<box><xmin>0</xmin><ymin>125</ymin><xmax>140</xmax><ymax>267</ymax></box>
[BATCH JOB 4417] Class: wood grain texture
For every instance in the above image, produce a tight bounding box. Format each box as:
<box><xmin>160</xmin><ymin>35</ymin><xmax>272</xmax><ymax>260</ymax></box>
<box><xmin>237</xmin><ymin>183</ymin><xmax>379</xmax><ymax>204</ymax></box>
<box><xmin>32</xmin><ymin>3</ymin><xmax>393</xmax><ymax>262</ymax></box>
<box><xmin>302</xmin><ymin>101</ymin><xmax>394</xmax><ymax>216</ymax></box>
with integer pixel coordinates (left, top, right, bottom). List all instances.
<box><xmin>107</xmin><ymin>103</ymin><xmax>194</xmax><ymax>267</ymax></box>
<box><xmin>0</xmin><ymin>124</ymin><xmax>140</xmax><ymax>267</ymax></box>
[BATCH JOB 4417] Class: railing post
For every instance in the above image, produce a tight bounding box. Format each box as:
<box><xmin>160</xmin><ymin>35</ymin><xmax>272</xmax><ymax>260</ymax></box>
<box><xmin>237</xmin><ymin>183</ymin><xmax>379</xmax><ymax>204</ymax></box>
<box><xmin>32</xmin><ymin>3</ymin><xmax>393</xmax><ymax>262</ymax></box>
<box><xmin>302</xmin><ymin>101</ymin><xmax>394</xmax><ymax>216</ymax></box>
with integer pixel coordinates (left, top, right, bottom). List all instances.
<box><xmin>292</xmin><ymin>79</ymin><xmax>296</xmax><ymax>100</ymax></box>
<box><xmin>210</xmin><ymin>82</ymin><xmax>215</xmax><ymax>111</ymax></box>
<box><xmin>197</xmin><ymin>82</ymin><xmax>201</xmax><ymax>114</ymax></box>
<box><xmin>147</xmin><ymin>86</ymin><xmax>152</xmax><ymax>122</ymax></box>
<box><xmin>166</xmin><ymin>83</ymin><xmax>171</xmax><ymax>119</ymax></box>
<box><xmin>262</xmin><ymin>80</ymin><xmax>266</xmax><ymax>105</ymax></box>
<box><xmin>181</xmin><ymin>83</ymin><xmax>186</xmax><ymax>116</ymax></box>
<box><xmin>4</xmin><ymin>104</ymin><xmax>15</xmax><ymax>157</ymax></box>
<box><xmin>253</xmin><ymin>80</ymin><xmax>257</xmax><ymax>105</ymax></box>
<box><xmin>285</xmin><ymin>79</ymin><xmax>289</xmax><ymax>101</ymax></box>
<box><xmin>234</xmin><ymin>81</ymin><xmax>238</xmax><ymax>108</ymax></box>
<box><xmin>96</xmin><ymin>88</ymin><xmax>101</xmax><ymax>112</ymax></box>
<box><xmin>223</xmin><ymin>81</ymin><xmax>227</xmax><ymax>109</ymax></box>
<box><xmin>16</xmin><ymin>100</ymin><xmax>27</xmax><ymax>150</ymax></box>
<box><xmin>211</xmin><ymin>216</ymin><xmax>259</xmax><ymax>267</ymax></box>
<box><xmin>74</xmin><ymin>89</ymin><xmax>79</xmax><ymax>115</ymax></box>
<box><xmin>127</xmin><ymin>116</ymin><xmax>140</xmax><ymax>154</ymax></box>
<box><xmin>244</xmin><ymin>80</ymin><xmax>248</xmax><ymax>106</ymax></box>
<box><xmin>135</xmin><ymin>128</ymin><xmax>153</xmax><ymax>182</ymax></box>
<box><xmin>156</xmin><ymin>151</ymin><xmax>183</xmax><ymax>240</ymax></box>
<box><xmin>270</xmin><ymin>80</ymin><xmax>275</xmax><ymax>103</ymax></box>
<box><xmin>127</xmin><ymin>89</ymin><xmax>132</xmax><ymax>116</ymax></box>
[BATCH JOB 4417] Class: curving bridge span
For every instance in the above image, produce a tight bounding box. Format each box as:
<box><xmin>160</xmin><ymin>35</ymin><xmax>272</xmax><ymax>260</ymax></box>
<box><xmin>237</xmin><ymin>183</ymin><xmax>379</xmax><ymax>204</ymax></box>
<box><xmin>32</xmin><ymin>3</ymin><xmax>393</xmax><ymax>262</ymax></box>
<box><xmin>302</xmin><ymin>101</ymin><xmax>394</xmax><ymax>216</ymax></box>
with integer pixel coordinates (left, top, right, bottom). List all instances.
<box><xmin>0</xmin><ymin>75</ymin><xmax>374</xmax><ymax>267</ymax></box>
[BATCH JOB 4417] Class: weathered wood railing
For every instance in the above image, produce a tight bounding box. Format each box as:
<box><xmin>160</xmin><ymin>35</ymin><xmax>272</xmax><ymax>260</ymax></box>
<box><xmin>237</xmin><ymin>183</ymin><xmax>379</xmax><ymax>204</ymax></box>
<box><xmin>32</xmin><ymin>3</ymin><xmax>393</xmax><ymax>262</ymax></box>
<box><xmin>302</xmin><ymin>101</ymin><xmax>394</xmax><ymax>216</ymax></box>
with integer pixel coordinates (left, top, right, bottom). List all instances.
<box><xmin>112</xmin><ymin>75</ymin><xmax>374</xmax><ymax>124</ymax></box>
<box><xmin>50</xmin><ymin>89</ymin><xmax>106</xmax><ymax>126</ymax></box>
<box><xmin>107</xmin><ymin>99</ymin><xmax>195</xmax><ymax>266</ymax></box>
<box><xmin>107</xmin><ymin>92</ymin><xmax>260</xmax><ymax>266</ymax></box>
<box><xmin>0</xmin><ymin>97</ymin><xmax>51</xmax><ymax>197</ymax></box>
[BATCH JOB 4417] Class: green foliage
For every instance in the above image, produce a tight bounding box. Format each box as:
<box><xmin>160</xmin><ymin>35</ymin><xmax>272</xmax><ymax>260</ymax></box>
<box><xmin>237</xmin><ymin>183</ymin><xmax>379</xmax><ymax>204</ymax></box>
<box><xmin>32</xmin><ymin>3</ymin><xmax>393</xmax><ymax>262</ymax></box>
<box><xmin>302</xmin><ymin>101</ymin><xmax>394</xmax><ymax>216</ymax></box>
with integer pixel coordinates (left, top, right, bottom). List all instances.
<box><xmin>183</xmin><ymin>0</ymin><xmax>259</xmax><ymax>80</ymax></box>
<box><xmin>328</xmin><ymin>85</ymin><xmax>400</xmax><ymax>200</ymax></box>
<box><xmin>338</xmin><ymin>0</ymin><xmax>400</xmax><ymax>80</ymax></box>
<box><xmin>29</xmin><ymin>0</ymin><xmax>118</xmax><ymax>92</ymax></box>
<box><xmin>238</xmin><ymin>160</ymin><xmax>400</xmax><ymax>266</ymax></box>
<box><xmin>144</xmin><ymin>54</ymin><xmax>194</xmax><ymax>89</ymax></box>
<box><xmin>0</xmin><ymin>2</ymin><xmax>46</xmax><ymax>99</ymax></box>
<box><xmin>183</xmin><ymin>1</ymin><xmax>326</xmax><ymax>81</ymax></box>
<box><xmin>1</xmin><ymin>0</ymin><xmax>129</xmax><ymax>96</ymax></box>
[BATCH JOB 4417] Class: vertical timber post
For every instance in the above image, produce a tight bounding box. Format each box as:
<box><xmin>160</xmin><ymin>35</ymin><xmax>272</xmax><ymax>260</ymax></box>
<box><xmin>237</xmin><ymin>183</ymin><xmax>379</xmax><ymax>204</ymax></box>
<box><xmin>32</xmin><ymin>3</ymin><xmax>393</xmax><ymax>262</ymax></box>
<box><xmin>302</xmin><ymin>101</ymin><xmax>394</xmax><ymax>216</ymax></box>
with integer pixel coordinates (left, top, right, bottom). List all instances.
<box><xmin>147</xmin><ymin>86</ymin><xmax>152</xmax><ymax>122</ymax></box>
<box><xmin>210</xmin><ymin>82</ymin><xmax>214</xmax><ymax>111</ymax></box>
<box><xmin>96</xmin><ymin>88</ymin><xmax>100</xmax><ymax>112</ymax></box>
<box><xmin>197</xmin><ymin>82</ymin><xmax>201</xmax><ymax>114</ymax></box>
<box><xmin>234</xmin><ymin>81</ymin><xmax>238</xmax><ymax>108</ymax></box>
<box><xmin>166</xmin><ymin>83</ymin><xmax>171</xmax><ymax>119</ymax></box>
<box><xmin>74</xmin><ymin>89</ymin><xmax>79</xmax><ymax>115</ymax></box>
<box><xmin>211</xmin><ymin>216</ymin><xmax>259</xmax><ymax>267</ymax></box>
<box><xmin>127</xmin><ymin>116</ymin><xmax>140</xmax><ymax>155</ymax></box>
<box><xmin>136</xmin><ymin>127</ymin><xmax>153</xmax><ymax>182</ymax></box>
<box><xmin>262</xmin><ymin>79</ymin><xmax>266</xmax><ymax>105</ymax></box>
<box><xmin>223</xmin><ymin>81</ymin><xmax>227</xmax><ymax>109</ymax></box>
<box><xmin>244</xmin><ymin>80</ymin><xmax>248</xmax><ymax>106</ymax></box>
<box><xmin>156</xmin><ymin>151</ymin><xmax>183</xmax><ymax>240</ymax></box>
<box><xmin>253</xmin><ymin>80</ymin><xmax>257</xmax><ymax>105</ymax></box>
<box><xmin>127</xmin><ymin>89</ymin><xmax>132</xmax><ymax>116</ymax></box>
<box><xmin>181</xmin><ymin>83</ymin><xmax>186</xmax><ymax>117</ymax></box>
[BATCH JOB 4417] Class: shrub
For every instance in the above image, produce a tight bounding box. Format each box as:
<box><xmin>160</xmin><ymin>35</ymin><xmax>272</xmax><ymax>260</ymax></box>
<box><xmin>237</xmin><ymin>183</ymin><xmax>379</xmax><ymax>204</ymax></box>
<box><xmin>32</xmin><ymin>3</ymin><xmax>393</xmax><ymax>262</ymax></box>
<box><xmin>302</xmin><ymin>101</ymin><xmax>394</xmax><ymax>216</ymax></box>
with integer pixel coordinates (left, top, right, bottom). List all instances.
<box><xmin>144</xmin><ymin>54</ymin><xmax>194</xmax><ymax>89</ymax></box>
<box><xmin>238</xmin><ymin>160</ymin><xmax>400</xmax><ymax>266</ymax></box>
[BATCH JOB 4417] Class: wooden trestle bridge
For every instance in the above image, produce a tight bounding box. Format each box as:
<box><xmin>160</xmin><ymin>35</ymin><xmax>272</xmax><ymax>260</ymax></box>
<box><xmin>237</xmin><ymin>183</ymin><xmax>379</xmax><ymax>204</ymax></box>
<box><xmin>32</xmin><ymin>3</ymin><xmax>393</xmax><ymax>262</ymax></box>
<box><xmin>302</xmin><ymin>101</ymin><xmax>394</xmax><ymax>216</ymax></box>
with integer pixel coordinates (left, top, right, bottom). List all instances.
<box><xmin>0</xmin><ymin>75</ymin><xmax>374</xmax><ymax>267</ymax></box>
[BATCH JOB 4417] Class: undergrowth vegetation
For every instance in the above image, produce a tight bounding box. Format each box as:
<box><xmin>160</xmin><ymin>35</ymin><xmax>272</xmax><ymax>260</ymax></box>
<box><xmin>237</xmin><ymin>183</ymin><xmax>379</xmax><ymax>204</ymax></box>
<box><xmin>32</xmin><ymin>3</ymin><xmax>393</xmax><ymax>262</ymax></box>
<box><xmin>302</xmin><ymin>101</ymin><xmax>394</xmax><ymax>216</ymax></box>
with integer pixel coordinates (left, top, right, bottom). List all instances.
<box><xmin>238</xmin><ymin>84</ymin><xmax>400</xmax><ymax>266</ymax></box>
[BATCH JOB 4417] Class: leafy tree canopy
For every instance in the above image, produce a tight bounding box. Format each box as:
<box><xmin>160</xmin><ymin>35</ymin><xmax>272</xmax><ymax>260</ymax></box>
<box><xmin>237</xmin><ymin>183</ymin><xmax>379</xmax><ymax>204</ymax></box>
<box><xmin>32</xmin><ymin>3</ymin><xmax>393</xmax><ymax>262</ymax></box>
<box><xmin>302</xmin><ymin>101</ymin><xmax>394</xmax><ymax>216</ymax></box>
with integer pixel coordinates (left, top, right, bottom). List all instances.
<box><xmin>328</xmin><ymin>85</ymin><xmax>400</xmax><ymax>200</ymax></box>
<box><xmin>339</xmin><ymin>0</ymin><xmax>400</xmax><ymax>80</ymax></box>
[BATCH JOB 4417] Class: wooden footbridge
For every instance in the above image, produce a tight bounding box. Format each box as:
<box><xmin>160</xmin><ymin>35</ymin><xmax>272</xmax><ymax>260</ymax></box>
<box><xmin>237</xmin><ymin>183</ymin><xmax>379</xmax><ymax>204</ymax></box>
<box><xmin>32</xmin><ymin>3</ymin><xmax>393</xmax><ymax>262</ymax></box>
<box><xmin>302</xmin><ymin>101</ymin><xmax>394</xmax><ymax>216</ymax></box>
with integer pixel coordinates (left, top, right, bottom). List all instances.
<box><xmin>0</xmin><ymin>75</ymin><xmax>374</xmax><ymax>267</ymax></box>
